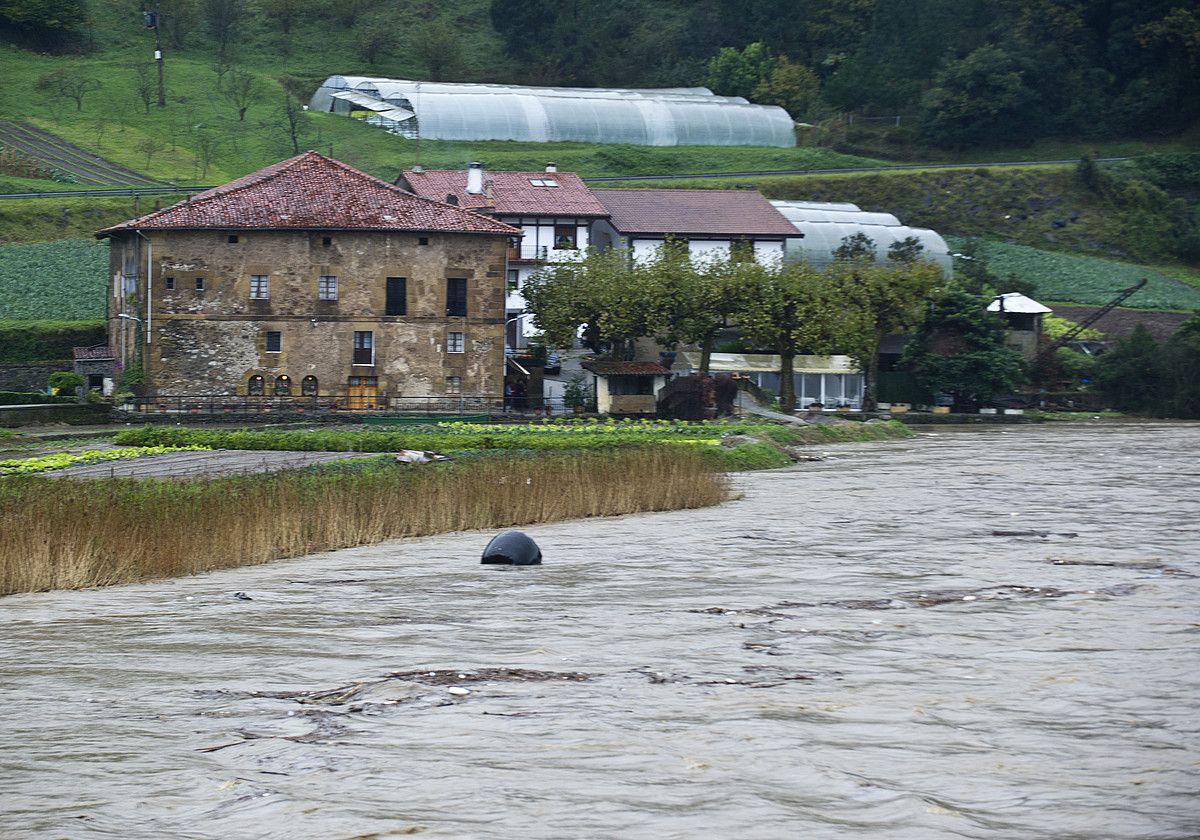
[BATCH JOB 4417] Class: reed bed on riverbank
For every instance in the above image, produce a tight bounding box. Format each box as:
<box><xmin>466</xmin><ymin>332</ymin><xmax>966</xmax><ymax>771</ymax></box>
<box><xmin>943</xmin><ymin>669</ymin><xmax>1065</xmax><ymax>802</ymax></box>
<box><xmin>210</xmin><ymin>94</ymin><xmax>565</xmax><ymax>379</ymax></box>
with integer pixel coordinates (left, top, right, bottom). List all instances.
<box><xmin>0</xmin><ymin>448</ymin><xmax>727</xmax><ymax>595</ymax></box>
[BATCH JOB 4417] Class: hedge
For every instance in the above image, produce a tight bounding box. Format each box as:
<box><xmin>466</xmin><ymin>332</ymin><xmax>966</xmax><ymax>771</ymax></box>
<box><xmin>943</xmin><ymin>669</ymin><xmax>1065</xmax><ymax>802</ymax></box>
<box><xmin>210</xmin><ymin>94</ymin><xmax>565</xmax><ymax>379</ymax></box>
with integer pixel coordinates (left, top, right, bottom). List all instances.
<box><xmin>0</xmin><ymin>320</ymin><xmax>105</xmax><ymax>363</ymax></box>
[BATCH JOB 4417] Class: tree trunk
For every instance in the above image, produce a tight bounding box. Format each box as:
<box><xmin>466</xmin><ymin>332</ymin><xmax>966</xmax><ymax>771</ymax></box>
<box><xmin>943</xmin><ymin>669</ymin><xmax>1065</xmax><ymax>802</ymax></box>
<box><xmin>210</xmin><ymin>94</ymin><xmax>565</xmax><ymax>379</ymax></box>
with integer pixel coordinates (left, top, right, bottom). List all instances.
<box><xmin>699</xmin><ymin>333</ymin><xmax>714</xmax><ymax>375</ymax></box>
<box><xmin>778</xmin><ymin>347</ymin><xmax>796</xmax><ymax>413</ymax></box>
<box><xmin>861</xmin><ymin>328</ymin><xmax>885</xmax><ymax>412</ymax></box>
<box><xmin>238</xmin><ymin>107</ymin><xmax>247</xmax><ymax>121</ymax></box>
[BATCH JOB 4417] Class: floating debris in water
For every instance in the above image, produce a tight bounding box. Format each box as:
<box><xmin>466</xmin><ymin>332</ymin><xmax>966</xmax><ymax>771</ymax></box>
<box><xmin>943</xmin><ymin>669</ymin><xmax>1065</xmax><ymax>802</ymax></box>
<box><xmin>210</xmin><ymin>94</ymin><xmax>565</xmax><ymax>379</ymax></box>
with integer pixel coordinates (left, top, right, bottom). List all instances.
<box><xmin>991</xmin><ymin>530</ymin><xmax>1079</xmax><ymax>538</ymax></box>
<box><xmin>695</xmin><ymin>583</ymin><xmax>1142</xmax><ymax>617</ymax></box>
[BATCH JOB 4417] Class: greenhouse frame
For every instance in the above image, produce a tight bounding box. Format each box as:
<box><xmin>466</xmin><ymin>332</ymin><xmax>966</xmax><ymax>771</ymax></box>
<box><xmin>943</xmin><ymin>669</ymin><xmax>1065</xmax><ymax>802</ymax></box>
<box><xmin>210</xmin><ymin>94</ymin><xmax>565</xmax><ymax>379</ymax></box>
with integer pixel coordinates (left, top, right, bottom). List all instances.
<box><xmin>771</xmin><ymin>200</ymin><xmax>953</xmax><ymax>272</ymax></box>
<box><xmin>309</xmin><ymin>77</ymin><xmax>796</xmax><ymax>147</ymax></box>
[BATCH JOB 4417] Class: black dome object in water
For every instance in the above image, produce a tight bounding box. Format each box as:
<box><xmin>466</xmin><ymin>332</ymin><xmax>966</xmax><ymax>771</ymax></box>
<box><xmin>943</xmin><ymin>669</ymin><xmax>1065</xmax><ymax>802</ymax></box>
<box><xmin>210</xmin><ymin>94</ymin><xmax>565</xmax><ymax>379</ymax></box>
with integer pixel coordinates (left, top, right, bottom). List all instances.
<box><xmin>481</xmin><ymin>530</ymin><xmax>542</xmax><ymax>566</ymax></box>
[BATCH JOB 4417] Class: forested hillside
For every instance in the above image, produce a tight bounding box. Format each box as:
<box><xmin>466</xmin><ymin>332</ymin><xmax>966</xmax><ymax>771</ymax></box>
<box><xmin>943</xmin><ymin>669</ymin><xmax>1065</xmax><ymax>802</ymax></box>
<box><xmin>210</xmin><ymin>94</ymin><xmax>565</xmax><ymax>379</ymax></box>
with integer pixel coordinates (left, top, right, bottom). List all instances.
<box><xmin>2</xmin><ymin>0</ymin><xmax>1197</xmax><ymax>153</ymax></box>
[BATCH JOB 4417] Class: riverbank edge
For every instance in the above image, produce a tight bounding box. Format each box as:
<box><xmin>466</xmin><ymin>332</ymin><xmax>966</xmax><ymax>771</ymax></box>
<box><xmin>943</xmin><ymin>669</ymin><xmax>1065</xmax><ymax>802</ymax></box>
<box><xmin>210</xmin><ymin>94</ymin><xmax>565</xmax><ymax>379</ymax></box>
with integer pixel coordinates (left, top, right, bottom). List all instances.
<box><xmin>0</xmin><ymin>448</ymin><xmax>728</xmax><ymax>595</ymax></box>
<box><xmin>0</xmin><ymin>420</ymin><xmax>911</xmax><ymax>594</ymax></box>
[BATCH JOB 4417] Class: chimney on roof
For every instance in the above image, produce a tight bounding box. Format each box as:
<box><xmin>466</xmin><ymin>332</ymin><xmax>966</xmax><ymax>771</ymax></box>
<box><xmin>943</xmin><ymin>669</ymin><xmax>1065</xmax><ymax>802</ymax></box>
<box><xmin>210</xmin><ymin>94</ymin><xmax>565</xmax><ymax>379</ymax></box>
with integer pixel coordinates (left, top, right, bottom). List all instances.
<box><xmin>466</xmin><ymin>162</ymin><xmax>484</xmax><ymax>195</ymax></box>
<box><xmin>545</xmin><ymin>162</ymin><xmax>557</xmax><ymax>173</ymax></box>
<box><xmin>411</xmin><ymin>164</ymin><xmax>424</xmax><ymax>173</ymax></box>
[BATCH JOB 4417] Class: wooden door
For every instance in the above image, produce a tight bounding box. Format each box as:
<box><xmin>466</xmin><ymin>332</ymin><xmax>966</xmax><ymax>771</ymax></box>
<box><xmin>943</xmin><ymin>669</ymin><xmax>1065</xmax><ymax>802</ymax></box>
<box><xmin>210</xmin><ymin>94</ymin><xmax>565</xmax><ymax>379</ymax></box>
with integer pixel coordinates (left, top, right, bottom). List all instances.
<box><xmin>347</xmin><ymin>377</ymin><xmax>379</xmax><ymax>410</ymax></box>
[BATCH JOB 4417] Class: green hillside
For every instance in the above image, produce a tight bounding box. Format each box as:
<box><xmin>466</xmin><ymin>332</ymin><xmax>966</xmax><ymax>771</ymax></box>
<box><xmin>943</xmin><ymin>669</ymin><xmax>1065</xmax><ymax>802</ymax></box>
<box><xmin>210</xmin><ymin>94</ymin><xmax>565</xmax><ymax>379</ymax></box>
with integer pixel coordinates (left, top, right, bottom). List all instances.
<box><xmin>946</xmin><ymin>238</ymin><xmax>1200</xmax><ymax>311</ymax></box>
<box><xmin>0</xmin><ymin>0</ymin><xmax>1197</xmax><ymax>323</ymax></box>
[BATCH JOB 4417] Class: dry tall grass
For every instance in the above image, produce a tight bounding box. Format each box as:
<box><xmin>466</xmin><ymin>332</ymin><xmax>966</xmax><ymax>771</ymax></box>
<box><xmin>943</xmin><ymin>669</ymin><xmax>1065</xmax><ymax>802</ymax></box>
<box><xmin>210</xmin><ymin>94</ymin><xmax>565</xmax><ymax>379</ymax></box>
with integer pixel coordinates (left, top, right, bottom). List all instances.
<box><xmin>0</xmin><ymin>449</ymin><xmax>728</xmax><ymax>595</ymax></box>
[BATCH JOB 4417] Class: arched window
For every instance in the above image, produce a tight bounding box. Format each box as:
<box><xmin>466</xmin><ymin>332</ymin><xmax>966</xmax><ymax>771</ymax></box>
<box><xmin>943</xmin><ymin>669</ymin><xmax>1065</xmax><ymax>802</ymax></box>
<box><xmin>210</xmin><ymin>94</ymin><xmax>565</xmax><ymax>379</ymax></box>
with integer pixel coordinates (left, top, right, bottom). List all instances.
<box><xmin>247</xmin><ymin>375</ymin><xmax>264</xmax><ymax>396</ymax></box>
<box><xmin>301</xmin><ymin>375</ymin><xmax>318</xmax><ymax>396</ymax></box>
<box><xmin>274</xmin><ymin>375</ymin><xmax>291</xmax><ymax>396</ymax></box>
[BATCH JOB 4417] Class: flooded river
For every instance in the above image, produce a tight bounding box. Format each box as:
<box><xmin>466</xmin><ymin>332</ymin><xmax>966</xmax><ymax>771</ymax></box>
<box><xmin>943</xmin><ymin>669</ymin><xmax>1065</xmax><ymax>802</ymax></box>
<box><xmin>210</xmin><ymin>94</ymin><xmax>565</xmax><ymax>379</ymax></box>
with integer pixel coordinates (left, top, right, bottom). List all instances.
<box><xmin>2</xmin><ymin>424</ymin><xmax>1198</xmax><ymax>839</ymax></box>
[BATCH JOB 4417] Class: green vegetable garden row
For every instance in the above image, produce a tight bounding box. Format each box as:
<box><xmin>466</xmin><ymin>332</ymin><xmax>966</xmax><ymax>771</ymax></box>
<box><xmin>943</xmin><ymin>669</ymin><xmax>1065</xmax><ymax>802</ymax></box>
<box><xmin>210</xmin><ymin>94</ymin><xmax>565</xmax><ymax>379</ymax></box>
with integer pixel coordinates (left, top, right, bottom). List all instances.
<box><xmin>946</xmin><ymin>238</ymin><xmax>1200</xmax><ymax>310</ymax></box>
<box><xmin>0</xmin><ymin>239</ymin><xmax>109</xmax><ymax>320</ymax></box>
<box><xmin>111</xmin><ymin>419</ymin><xmax>913</xmax><ymax>469</ymax></box>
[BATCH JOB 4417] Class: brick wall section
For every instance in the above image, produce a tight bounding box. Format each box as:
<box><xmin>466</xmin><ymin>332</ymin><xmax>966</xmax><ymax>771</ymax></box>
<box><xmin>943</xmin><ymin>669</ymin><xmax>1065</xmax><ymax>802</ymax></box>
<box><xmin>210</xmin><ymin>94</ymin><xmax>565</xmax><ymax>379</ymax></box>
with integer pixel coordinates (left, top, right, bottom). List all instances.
<box><xmin>107</xmin><ymin>229</ymin><xmax>508</xmax><ymax>399</ymax></box>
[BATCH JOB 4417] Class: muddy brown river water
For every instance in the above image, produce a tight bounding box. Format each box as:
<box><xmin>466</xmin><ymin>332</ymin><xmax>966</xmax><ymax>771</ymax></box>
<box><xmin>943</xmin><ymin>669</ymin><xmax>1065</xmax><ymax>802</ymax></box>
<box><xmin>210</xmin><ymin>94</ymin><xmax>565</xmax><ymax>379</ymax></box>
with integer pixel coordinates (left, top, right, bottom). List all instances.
<box><xmin>2</xmin><ymin>423</ymin><xmax>1198</xmax><ymax>839</ymax></box>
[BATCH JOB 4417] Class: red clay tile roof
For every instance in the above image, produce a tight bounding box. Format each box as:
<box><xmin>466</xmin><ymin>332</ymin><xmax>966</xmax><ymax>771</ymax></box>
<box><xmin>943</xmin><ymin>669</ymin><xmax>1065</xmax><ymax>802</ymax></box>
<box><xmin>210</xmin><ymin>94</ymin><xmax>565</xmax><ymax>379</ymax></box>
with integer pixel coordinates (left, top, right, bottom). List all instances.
<box><xmin>98</xmin><ymin>152</ymin><xmax>518</xmax><ymax>237</ymax></box>
<box><xmin>591</xmin><ymin>189</ymin><xmax>798</xmax><ymax>237</ymax></box>
<box><xmin>73</xmin><ymin>344</ymin><xmax>114</xmax><ymax>361</ymax></box>
<box><xmin>582</xmin><ymin>360</ymin><xmax>671</xmax><ymax>376</ymax></box>
<box><xmin>400</xmin><ymin>169</ymin><xmax>609</xmax><ymax>217</ymax></box>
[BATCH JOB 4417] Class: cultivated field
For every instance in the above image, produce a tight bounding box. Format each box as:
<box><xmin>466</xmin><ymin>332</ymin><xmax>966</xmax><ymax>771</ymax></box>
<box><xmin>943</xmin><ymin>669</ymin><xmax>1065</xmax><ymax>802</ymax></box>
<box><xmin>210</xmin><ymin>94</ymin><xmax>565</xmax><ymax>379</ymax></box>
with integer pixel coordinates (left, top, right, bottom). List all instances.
<box><xmin>0</xmin><ymin>239</ymin><xmax>108</xmax><ymax>319</ymax></box>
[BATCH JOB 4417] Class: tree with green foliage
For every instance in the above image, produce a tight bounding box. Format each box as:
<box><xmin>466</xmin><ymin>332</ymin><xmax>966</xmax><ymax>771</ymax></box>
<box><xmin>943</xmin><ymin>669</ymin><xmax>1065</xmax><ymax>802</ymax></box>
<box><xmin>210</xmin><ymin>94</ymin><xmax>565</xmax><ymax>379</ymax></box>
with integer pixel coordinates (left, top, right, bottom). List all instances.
<box><xmin>352</xmin><ymin>13</ymin><xmax>398</xmax><ymax>66</ymax></box>
<box><xmin>413</xmin><ymin>19</ymin><xmax>465</xmax><ymax>81</ymax></box>
<box><xmin>1094</xmin><ymin>324</ymin><xmax>1168</xmax><ymax>412</ymax></box>
<box><xmin>834</xmin><ymin>257</ymin><xmax>942</xmax><ymax>411</ymax></box>
<box><xmin>522</xmin><ymin>247</ymin><xmax>652</xmax><ymax>359</ymax></box>
<box><xmin>157</xmin><ymin>0</ymin><xmax>197</xmax><ymax>49</ymax></box>
<box><xmin>731</xmin><ymin>259</ymin><xmax>852</xmax><ymax>412</ymax></box>
<box><xmin>0</xmin><ymin>0</ymin><xmax>84</xmax><ymax>48</ymax></box>
<box><xmin>258</xmin><ymin>0</ymin><xmax>309</xmax><ymax>34</ymax></box>
<box><xmin>48</xmin><ymin>370</ymin><xmax>83</xmax><ymax>395</ymax></box>
<box><xmin>919</xmin><ymin>46</ymin><xmax>1038</xmax><ymax>149</ymax></box>
<box><xmin>751</xmin><ymin>55</ymin><xmax>820</xmax><ymax>117</ymax></box>
<box><xmin>887</xmin><ymin>235</ymin><xmax>924</xmax><ymax>264</ymax></box>
<box><xmin>640</xmin><ymin>246</ymin><xmax>745</xmax><ymax>373</ymax></box>
<box><xmin>833</xmin><ymin>231</ymin><xmax>876</xmax><ymax>262</ymax></box>
<box><xmin>706</xmin><ymin>42</ymin><xmax>775</xmax><ymax>100</ymax></box>
<box><xmin>201</xmin><ymin>0</ymin><xmax>245</xmax><ymax>60</ymax></box>
<box><xmin>902</xmin><ymin>284</ymin><xmax>1025</xmax><ymax>407</ymax></box>
<box><xmin>1163</xmin><ymin>313</ymin><xmax>1200</xmax><ymax>418</ymax></box>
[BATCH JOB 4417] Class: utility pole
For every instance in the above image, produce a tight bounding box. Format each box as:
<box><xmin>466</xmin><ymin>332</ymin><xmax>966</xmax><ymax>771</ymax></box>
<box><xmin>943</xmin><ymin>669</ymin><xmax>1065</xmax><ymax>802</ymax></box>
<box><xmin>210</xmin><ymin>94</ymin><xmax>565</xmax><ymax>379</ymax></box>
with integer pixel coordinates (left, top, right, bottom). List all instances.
<box><xmin>145</xmin><ymin>1</ymin><xmax>165</xmax><ymax>107</ymax></box>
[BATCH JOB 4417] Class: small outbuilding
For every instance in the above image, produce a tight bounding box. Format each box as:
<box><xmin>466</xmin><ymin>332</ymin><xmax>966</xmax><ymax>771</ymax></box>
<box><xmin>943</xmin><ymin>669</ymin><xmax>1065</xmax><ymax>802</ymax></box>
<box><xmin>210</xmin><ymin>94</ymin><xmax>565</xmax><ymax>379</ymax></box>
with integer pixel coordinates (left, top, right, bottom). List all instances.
<box><xmin>988</xmin><ymin>292</ymin><xmax>1052</xmax><ymax>358</ymax></box>
<box><xmin>581</xmin><ymin>360</ymin><xmax>671</xmax><ymax>416</ymax></box>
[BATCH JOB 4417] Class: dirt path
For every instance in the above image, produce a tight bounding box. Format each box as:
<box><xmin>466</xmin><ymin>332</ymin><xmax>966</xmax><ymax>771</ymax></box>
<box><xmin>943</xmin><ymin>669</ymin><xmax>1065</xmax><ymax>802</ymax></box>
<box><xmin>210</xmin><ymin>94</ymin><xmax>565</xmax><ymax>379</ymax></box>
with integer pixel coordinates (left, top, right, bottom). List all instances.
<box><xmin>47</xmin><ymin>449</ymin><xmax>379</xmax><ymax>479</ymax></box>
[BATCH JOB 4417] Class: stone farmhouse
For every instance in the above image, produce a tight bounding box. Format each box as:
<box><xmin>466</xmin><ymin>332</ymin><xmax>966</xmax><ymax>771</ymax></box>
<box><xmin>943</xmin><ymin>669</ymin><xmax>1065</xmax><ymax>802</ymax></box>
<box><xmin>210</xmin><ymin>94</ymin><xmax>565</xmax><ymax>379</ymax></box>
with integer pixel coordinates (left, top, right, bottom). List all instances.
<box><xmin>97</xmin><ymin>152</ymin><xmax>517</xmax><ymax>408</ymax></box>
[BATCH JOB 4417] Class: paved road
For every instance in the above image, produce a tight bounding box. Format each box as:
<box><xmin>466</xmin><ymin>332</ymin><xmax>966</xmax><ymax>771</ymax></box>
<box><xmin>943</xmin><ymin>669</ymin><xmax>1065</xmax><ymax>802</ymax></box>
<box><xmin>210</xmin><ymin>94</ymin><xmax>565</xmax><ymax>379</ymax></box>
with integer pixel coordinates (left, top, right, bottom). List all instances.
<box><xmin>0</xmin><ymin>121</ymin><xmax>164</xmax><ymax>187</ymax></box>
<box><xmin>0</xmin><ymin>157</ymin><xmax>1135</xmax><ymax>199</ymax></box>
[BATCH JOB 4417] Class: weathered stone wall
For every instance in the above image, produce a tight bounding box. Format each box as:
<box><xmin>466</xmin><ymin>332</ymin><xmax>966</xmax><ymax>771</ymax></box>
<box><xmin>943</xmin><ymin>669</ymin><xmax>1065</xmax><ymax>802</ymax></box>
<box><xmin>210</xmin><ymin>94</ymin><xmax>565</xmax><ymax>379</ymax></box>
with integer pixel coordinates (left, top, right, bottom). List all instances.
<box><xmin>0</xmin><ymin>361</ymin><xmax>63</xmax><ymax>392</ymax></box>
<box><xmin>108</xmin><ymin>229</ymin><xmax>508</xmax><ymax>398</ymax></box>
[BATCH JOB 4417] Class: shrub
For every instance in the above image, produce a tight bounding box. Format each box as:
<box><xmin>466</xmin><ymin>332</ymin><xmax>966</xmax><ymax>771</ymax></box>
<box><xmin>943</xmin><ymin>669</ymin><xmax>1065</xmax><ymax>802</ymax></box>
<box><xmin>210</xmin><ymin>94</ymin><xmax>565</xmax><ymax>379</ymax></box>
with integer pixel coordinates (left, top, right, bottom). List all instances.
<box><xmin>47</xmin><ymin>371</ymin><xmax>83</xmax><ymax>394</ymax></box>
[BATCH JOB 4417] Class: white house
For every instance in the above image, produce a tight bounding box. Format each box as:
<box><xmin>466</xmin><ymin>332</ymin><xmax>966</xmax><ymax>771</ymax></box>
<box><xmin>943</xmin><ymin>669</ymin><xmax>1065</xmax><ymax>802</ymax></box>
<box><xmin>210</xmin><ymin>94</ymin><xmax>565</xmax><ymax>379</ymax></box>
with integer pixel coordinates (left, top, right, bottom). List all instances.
<box><xmin>397</xmin><ymin>163</ymin><xmax>611</xmax><ymax>347</ymax></box>
<box><xmin>589</xmin><ymin>189</ymin><xmax>797</xmax><ymax>264</ymax></box>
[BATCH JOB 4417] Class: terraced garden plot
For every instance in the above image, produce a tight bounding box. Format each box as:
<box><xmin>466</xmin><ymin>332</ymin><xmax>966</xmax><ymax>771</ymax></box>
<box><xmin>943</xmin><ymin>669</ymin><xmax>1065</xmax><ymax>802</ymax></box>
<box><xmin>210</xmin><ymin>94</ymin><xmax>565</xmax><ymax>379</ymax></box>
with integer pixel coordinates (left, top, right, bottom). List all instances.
<box><xmin>949</xmin><ymin>238</ymin><xmax>1200</xmax><ymax>310</ymax></box>
<box><xmin>0</xmin><ymin>239</ymin><xmax>107</xmax><ymax>320</ymax></box>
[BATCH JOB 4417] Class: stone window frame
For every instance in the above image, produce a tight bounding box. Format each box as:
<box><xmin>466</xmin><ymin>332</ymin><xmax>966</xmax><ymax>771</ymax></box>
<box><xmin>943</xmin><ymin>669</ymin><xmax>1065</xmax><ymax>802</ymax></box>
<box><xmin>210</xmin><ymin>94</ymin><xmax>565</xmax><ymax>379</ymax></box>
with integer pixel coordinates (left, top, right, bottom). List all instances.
<box><xmin>195</xmin><ymin>277</ymin><xmax>205</xmax><ymax>291</ymax></box>
<box><xmin>446</xmin><ymin>277</ymin><xmax>468</xmax><ymax>317</ymax></box>
<box><xmin>247</xmin><ymin>374</ymin><xmax>264</xmax><ymax>395</ymax></box>
<box><xmin>318</xmin><ymin>275</ymin><xmax>338</xmax><ymax>301</ymax></box>
<box><xmin>385</xmin><ymin>277</ymin><xmax>407</xmax><ymax>316</ymax></box>
<box><xmin>265</xmin><ymin>330</ymin><xmax>282</xmax><ymax>353</ymax></box>
<box><xmin>352</xmin><ymin>330</ymin><xmax>374</xmax><ymax>365</ymax></box>
<box><xmin>445</xmin><ymin>375</ymin><xmax>462</xmax><ymax>394</ymax></box>
<box><xmin>301</xmin><ymin>375</ymin><xmax>318</xmax><ymax>396</ymax></box>
<box><xmin>274</xmin><ymin>375</ymin><xmax>291</xmax><ymax>396</ymax></box>
<box><xmin>164</xmin><ymin>276</ymin><xmax>175</xmax><ymax>290</ymax></box>
<box><xmin>446</xmin><ymin>331</ymin><xmax>465</xmax><ymax>354</ymax></box>
<box><xmin>250</xmin><ymin>274</ymin><xmax>269</xmax><ymax>300</ymax></box>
